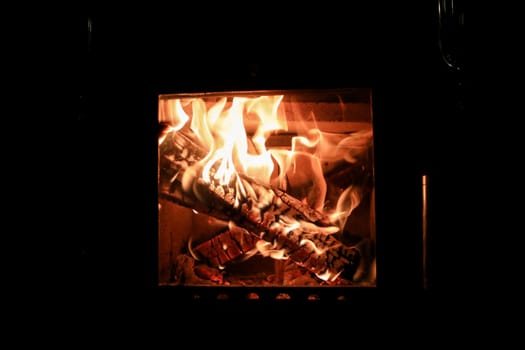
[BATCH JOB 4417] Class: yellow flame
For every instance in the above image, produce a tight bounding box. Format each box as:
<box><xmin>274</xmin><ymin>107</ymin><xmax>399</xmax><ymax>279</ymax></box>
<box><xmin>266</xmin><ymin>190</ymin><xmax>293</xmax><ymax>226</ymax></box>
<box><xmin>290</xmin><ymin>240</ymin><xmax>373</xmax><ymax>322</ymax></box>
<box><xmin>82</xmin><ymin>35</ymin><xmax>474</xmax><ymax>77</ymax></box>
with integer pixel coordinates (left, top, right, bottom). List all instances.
<box><xmin>175</xmin><ymin>95</ymin><xmax>287</xmax><ymax>199</ymax></box>
<box><xmin>255</xmin><ymin>241</ymin><xmax>288</xmax><ymax>260</ymax></box>
<box><xmin>159</xmin><ymin>98</ymin><xmax>189</xmax><ymax>131</ymax></box>
<box><xmin>279</xmin><ymin>217</ymin><xmax>301</xmax><ymax>234</ymax></box>
<box><xmin>316</xmin><ymin>270</ymin><xmax>342</xmax><ymax>282</ymax></box>
<box><xmin>329</xmin><ymin>185</ymin><xmax>363</xmax><ymax>230</ymax></box>
<box><xmin>190</xmin><ymin>97</ymin><xmax>220</xmax><ymax>148</ymax></box>
<box><xmin>299</xmin><ymin>221</ymin><xmax>340</xmax><ymax>235</ymax></box>
<box><xmin>245</xmin><ymin>95</ymin><xmax>287</xmax><ymax>134</ymax></box>
<box><xmin>299</xmin><ymin>238</ymin><xmax>327</xmax><ymax>255</ymax></box>
<box><xmin>317</xmin><ymin>129</ymin><xmax>373</xmax><ymax>163</ymax></box>
<box><xmin>239</xmin><ymin>96</ymin><xmax>286</xmax><ymax>183</ymax></box>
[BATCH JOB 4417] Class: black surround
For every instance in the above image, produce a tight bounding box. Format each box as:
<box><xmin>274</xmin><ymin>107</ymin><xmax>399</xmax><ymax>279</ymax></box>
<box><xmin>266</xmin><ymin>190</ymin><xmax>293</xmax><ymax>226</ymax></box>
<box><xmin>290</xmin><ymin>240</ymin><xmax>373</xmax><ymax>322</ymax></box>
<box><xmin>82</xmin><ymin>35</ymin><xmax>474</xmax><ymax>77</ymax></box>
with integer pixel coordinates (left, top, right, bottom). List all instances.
<box><xmin>80</xmin><ymin>2</ymin><xmax>468</xmax><ymax>312</ymax></box>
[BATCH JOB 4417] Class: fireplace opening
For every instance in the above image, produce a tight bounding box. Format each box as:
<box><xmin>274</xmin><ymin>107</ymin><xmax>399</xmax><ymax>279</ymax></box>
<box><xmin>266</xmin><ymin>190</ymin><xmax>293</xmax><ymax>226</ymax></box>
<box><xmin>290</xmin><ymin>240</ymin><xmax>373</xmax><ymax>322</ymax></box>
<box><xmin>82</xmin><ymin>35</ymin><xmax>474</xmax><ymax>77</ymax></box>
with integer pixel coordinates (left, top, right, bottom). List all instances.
<box><xmin>158</xmin><ymin>88</ymin><xmax>376</xmax><ymax>294</ymax></box>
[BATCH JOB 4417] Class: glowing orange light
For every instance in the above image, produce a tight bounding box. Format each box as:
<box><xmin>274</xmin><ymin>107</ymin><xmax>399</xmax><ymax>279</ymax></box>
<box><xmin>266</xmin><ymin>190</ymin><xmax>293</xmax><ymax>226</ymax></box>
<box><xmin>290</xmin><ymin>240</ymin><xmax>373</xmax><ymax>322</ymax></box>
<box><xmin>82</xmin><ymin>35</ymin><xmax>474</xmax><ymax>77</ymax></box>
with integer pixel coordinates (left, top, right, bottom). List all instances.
<box><xmin>160</xmin><ymin>91</ymin><xmax>374</xmax><ymax>281</ymax></box>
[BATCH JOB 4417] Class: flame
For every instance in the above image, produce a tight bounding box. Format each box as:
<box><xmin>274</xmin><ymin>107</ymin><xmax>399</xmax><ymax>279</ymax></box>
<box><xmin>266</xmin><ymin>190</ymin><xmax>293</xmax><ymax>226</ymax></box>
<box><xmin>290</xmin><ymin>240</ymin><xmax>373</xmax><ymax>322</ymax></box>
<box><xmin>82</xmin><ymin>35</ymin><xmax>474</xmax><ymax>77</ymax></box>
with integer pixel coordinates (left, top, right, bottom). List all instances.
<box><xmin>159</xmin><ymin>98</ymin><xmax>190</xmax><ymax>132</ymax></box>
<box><xmin>299</xmin><ymin>238</ymin><xmax>328</xmax><ymax>255</ymax></box>
<box><xmin>317</xmin><ymin>129</ymin><xmax>374</xmax><ymax>163</ymax></box>
<box><xmin>329</xmin><ymin>185</ymin><xmax>363</xmax><ymax>230</ymax></box>
<box><xmin>316</xmin><ymin>269</ymin><xmax>342</xmax><ymax>282</ymax></box>
<box><xmin>176</xmin><ymin>96</ymin><xmax>288</xmax><ymax>193</ymax></box>
<box><xmin>161</xmin><ymin>92</ymin><xmax>373</xmax><ymax>280</ymax></box>
<box><xmin>255</xmin><ymin>241</ymin><xmax>288</xmax><ymax>260</ymax></box>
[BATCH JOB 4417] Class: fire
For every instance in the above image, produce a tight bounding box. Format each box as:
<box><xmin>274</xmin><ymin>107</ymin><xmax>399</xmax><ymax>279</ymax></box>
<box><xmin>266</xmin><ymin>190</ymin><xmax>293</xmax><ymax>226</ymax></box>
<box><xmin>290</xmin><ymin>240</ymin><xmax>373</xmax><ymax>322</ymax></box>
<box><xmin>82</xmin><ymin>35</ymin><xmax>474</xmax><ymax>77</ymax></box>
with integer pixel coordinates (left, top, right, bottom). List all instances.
<box><xmin>187</xmin><ymin>95</ymin><xmax>287</xmax><ymax>186</ymax></box>
<box><xmin>158</xmin><ymin>98</ymin><xmax>189</xmax><ymax>134</ymax></box>
<box><xmin>255</xmin><ymin>241</ymin><xmax>288</xmax><ymax>260</ymax></box>
<box><xmin>316</xmin><ymin>270</ymin><xmax>342</xmax><ymax>282</ymax></box>
<box><xmin>158</xmin><ymin>90</ymin><xmax>374</xmax><ymax>284</ymax></box>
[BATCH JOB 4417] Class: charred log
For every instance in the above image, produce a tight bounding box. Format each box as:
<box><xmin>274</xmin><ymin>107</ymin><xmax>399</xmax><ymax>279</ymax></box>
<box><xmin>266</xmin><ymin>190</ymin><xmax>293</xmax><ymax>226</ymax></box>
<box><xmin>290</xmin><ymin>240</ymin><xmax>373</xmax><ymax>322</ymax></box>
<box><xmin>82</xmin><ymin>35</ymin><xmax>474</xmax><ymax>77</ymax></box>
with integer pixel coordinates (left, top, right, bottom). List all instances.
<box><xmin>172</xmin><ymin>254</ymin><xmax>225</xmax><ymax>285</ymax></box>
<box><xmin>192</xmin><ymin>226</ymin><xmax>259</xmax><ymax>267</ymax></box>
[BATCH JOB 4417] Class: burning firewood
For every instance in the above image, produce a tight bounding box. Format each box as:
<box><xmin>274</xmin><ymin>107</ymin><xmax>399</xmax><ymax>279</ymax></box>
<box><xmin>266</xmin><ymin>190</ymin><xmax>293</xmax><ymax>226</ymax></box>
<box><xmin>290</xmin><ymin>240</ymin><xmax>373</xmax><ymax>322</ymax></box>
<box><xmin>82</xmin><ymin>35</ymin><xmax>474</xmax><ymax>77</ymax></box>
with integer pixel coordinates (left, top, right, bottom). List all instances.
<box><xmin>192</xmin><ymin>225</ymin><xmax>259</xmax><ymax>267</ymax></box>
<box><xmin>172</xmin><ymin>254</ymin><xmax>222</xmax><ymax>285</ymax></box>
<box><xmin>159</xmin><ymin>126</ymin><xmax>362</xmax><ymax>283</ymax></box>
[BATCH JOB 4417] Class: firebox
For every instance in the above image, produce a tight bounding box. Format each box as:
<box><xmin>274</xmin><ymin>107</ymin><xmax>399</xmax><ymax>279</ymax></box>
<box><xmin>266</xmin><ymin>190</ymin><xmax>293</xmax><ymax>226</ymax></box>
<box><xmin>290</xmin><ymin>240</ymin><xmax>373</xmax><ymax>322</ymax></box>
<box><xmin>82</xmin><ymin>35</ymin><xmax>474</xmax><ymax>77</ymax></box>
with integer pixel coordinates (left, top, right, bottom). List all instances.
<box><xmin>82</xmin><ymin>1</ymin><xmax>465</xmax><ymax>307</ymax></box>
<box><xmin>157</xmin><ymin>88</ymin><xmax>377</xmax><ymax>300</ymax></box>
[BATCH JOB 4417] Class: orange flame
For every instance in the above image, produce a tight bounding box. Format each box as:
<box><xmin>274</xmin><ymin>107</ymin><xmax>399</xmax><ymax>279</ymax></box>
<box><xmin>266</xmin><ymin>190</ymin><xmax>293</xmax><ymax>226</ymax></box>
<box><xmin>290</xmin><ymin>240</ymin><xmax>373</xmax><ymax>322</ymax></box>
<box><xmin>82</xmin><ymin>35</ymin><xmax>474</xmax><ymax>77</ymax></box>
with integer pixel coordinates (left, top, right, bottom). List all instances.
<box><xmin>162</xmin><ymin>92</ymin><xmax>373</xmax><ymax>278</ymax></box>
<box><xmin>174</xmin><ymin>96</ymin><xmax>288</xmax><ymax>190</ymax></box>
<box><xmin>255</xmin><ymin>241</ymin><xmax>288</xmax><ymax>260</ymax></box>
<box><xmin>159</xmin><ymin>98</ymin><xmax>190</xmax><ymax>132</ymax></box>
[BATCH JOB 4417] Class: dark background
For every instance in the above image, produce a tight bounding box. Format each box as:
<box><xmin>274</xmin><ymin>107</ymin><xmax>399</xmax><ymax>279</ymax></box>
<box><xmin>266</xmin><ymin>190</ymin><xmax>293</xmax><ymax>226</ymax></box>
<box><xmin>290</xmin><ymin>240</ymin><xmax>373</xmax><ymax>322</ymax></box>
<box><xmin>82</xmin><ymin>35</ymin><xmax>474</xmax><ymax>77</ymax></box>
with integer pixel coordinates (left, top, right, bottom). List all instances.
<box><xmin>79</xmin><ymin>2</ymin><xmax>472</xmax><ymax>314</ymax></box>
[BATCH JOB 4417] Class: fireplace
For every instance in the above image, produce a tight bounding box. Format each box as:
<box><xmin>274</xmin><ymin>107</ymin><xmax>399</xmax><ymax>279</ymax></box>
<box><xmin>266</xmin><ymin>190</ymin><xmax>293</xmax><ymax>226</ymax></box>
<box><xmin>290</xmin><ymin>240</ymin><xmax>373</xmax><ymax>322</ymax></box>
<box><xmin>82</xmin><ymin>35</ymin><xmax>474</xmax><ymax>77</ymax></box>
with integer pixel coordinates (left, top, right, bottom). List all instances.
<box><xmin>81</xmin><ymin>69</ymin><xmax>432</xmax><ymax>306</ymax></box>
<box><xmin>158</xmin><ymin>88</ymin><xmax>376</xmax><ymax>297</ymax></box>
<box><xmin>81</xmin><ymin>3</ymin><xmax>467</xmax><ymax>310</ymax></box>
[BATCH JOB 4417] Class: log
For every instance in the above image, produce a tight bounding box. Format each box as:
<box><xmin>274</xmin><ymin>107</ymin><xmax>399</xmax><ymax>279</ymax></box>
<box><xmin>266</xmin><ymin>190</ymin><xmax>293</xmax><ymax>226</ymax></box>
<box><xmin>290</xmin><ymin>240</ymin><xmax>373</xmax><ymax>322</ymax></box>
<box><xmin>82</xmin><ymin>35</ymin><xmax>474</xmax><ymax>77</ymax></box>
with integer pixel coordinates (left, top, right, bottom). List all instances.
<box><xmin>192</xmin><ymin>226</ymin><xmax>259</xmax><ymax>267</ymax></box>
<box><xmin>159</xmin><ymin>127</ymin><xmax>361</xmax><ymax>282</ymax></box>
<box><xmin>172</xmin><ymin>254</ymin><xmax>224</xmax><ymax>285</ymax></box>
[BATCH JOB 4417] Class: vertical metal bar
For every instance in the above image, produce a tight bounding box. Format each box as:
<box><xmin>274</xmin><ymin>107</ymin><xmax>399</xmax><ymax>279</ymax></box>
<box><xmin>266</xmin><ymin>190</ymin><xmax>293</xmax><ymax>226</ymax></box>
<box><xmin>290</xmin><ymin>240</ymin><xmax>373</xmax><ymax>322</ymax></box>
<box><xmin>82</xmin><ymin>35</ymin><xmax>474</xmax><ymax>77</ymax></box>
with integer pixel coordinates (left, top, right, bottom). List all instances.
<box><xmin>422</xmin><ymin>174</ymin><xmax>428</xmax><ymax>289</ymax></box>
